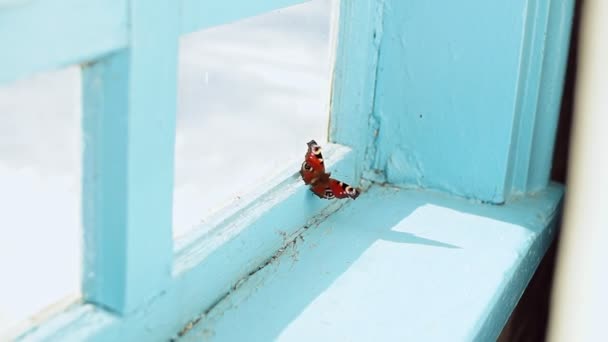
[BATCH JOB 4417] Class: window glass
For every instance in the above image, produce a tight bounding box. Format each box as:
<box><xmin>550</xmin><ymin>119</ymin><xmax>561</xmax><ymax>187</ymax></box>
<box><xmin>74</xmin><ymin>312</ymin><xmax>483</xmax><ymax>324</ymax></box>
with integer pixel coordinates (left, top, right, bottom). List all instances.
<box><xmin>0</xmin><ymin>67</ymin><xmax>82</xmax><ymax>338</ymax></box>
<box><xmin>174</xmin><ymin>0</ymin><xmax>333</xmax><ymax>237</ymax></box>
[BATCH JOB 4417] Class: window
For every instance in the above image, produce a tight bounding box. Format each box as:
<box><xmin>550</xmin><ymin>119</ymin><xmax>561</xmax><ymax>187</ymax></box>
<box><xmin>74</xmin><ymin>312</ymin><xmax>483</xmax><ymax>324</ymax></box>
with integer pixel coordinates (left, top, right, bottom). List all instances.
<box><xmin>173</xmin><ymin>0</ymin><xmax>333</xmax><ymax>238</ymax></box>
<box><xmin>2</xmin><ymin>0</ymin><xmax>575</xmax><ymax>340</ymax></box>
<box><xmin>1</xmin><ymin>1</ymin><xmax>341</xmax><ymax>339</ymax></box>
<box><xmin>0</xmin><ymin>67</ymin><xmax>81</xmax><ymax>338</ymax></box>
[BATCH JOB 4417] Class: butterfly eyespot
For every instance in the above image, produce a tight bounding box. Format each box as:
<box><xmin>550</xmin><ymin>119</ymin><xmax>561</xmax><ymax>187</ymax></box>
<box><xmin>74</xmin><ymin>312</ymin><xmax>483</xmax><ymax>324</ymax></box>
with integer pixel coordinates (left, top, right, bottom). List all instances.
<box><xmin>324</xmin><ymin>189</ymin><xmax>335</xmax><ymax>199</ymax></box>
<box><xmin>345</xmin><ymin>186</ymin><xmax>356</xmax><ymax>195</ymax></box>
<box><xmin>302</xmin><ymin>161</ymin><xmax>312</xmax><ymax>171</ymax></box>
<box><xmin>312</xmin><ymin>146</ymin><xmax>321</xmax><ymax>155</ymax></box>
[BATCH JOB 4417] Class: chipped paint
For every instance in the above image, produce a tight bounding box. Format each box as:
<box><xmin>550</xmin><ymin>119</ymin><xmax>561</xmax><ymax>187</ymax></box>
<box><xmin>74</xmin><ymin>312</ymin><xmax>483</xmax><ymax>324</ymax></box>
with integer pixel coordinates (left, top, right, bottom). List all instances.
<box><xmin>173</xmin><ymin>194</ymin><xmax>363</xmax><ymax>340</ymax></box>
<box><xmin>178</xmin><ymin>184</ymin><xmax>563</xmax><ymax>341</ymax></box>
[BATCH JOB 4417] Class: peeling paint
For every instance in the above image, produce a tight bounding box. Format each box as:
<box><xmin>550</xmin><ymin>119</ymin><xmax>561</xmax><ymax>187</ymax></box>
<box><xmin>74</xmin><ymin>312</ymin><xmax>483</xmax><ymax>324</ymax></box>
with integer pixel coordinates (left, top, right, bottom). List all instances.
<box><xmin>175</xmin><ymin>184</ymin><xmax>563</xmax><ymax>341</ymax></box>
<box><xmin>173</xmin><ymin>193</ymin><xmax>366</xmax><ymax>340</ymax></box>
<box><xmin>385</xmin><ymin>145</ymin><xmax>424</xmax><ymax>185</ymax></box>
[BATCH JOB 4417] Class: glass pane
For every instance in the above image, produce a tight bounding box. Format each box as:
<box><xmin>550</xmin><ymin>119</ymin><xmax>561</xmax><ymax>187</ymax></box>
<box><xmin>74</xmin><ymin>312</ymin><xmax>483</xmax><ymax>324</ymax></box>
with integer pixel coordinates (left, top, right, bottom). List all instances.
<box><xmin>0</xmin><ymin>67</ymin><xmax>81</xmax><ymax>338</ymax></box>
<box><xmin>174</xmin><ymin>0</ymin><xmax>333</xmax><ymax>237</ymax></box>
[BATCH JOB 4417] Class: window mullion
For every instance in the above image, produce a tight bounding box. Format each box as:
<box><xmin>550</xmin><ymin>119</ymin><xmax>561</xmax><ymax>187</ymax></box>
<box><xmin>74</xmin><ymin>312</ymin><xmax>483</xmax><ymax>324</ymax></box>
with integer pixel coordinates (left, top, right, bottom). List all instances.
<box><xmin>81</xmin><ymin>0</ymin><xmax>179</xmax><ymax>314</ymax></box>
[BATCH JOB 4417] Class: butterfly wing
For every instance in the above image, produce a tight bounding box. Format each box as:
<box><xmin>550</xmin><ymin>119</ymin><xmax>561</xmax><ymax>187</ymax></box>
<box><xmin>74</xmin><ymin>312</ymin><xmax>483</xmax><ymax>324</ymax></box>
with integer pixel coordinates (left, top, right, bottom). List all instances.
<box><xmin>310</xmin><ymin>178</ymin><xmax>360</xmax><ymax>200</ymax></box>
<box><xmin>300</xmin><ymin>140</ymin><xmax>361</xmax><ymax>200</ymax></box>
<box><xmin>310</xmin><ymin>181</ymin><xmax>331</xmax><ymax>199</ymax></box>
<box><xmin>327</xmin><ymin>179</ymin><xmax>360</xmax><ymax>199</ymax></box>
<box><xmin>299</xmin><ymin>140</ymin><xmax>326</xmax><ymax>184</ymax></box>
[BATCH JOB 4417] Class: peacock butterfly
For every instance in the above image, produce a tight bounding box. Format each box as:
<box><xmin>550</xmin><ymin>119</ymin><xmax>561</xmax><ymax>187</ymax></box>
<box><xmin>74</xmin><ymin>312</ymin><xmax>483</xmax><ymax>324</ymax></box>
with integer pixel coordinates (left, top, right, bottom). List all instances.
<box><xmin>299</xmin><ymin>140</ymin><xmax>360</xmax><ymax>200</ymax></box>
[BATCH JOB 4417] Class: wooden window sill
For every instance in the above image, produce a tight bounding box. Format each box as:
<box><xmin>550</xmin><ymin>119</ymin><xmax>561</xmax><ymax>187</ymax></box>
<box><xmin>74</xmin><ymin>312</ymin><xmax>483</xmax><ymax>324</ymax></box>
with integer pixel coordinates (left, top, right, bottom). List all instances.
<box><xmin>179</xmin><ymin>183</ymin><xmax>562</xmax><ymax>341</ymax></box>
<box><xmin>15</xmin><ymin>144</ymin><xmax>562</xmax><ymax>341</ymax></box>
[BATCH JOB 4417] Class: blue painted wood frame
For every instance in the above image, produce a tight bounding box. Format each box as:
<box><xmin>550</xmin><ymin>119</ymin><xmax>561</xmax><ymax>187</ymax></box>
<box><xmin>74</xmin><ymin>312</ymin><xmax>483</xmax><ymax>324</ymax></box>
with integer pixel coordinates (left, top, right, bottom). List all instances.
<box><xmin>81</xmin><ymin>0</ymin><xmax>179</xmax><ymax>313</ymax></box>
<box><xmin>329</xmin><ymin>0</ymin><xmax>575</xmax><ymax>203</ymax></box>
<box><xmin>0</xmin><ymin>0</ymin><xmax>307</xmax><ymax>84</ymax></box>
<box><xmin>329</xmin><ymin>0</ymin><xmax>383</xmax><ymax>183</ymax></box>
<box><xmin>3</xmin><ymin>0</ymin><xmax>575</xmax><ymax>340</ymax></box>
<box><xmin>19</xmin><ymin>144</ymin><xmax>357</xmax><ymax>341</ymax></box>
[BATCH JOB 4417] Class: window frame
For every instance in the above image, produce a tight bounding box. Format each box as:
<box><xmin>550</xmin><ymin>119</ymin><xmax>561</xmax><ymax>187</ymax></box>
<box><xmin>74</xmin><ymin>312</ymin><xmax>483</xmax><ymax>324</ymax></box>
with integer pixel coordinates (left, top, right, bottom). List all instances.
<box><xmin>2</xmin><ymin>0</ymin><xmax>576</xmax><ymax>340</ymax></box>
<box><xmin>3</xmin><ymin>0</ymin><xmax>348</xmax><ymax>340</ymax></box>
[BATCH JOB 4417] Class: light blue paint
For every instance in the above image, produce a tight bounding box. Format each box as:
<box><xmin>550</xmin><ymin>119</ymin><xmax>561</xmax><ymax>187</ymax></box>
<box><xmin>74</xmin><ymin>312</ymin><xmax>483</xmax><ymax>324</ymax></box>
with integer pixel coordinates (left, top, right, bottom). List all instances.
<box><xmin>179</xmin><ymin>184</ymin><xmax>562</xmax><ymax>341</ymax></box>
<box><xmin>526</xmin><ymin>0</ymin><xmax>575</xmax><ymax>190</ymax></box>
<box><xmin>5</xmin><ymin>0</ymin><xmax>575</xmax><ymax>340</ymax></box>
<box><xmin>508</xmin><ymin>0</ymin><xmax>574</xmax><ymax>195</ymax></box>
<box><xmin>81</xmin><ymin>0</ymin><xmax>179</xmax><ymax>313</ymax></box>
<box><xmin>329</xmin><ymin>0</ymin><xmax>383</xmax><ymax>183</ymax></box>
<box><xmin>509</xmin><ymin>0</ymin><xmax>553</xmax><ymax>194</ymax></box>
<box><xmin>0</xmin><ymin>0</ymin><xmax>128</xmax><ymax>84</ymax></box>
<box><xmin>372</xmin><ymin>0</ymin><xmax>525</xmax><ymax>203</ymax></box>
<box><xmin>369</xmin><ymin>0</ymin><xmax>573</xmax><ymax>203</ymax></box>
<box><xmin>0</xmin><ymin>0</ymin><xmax>309</xmax><ymax>84</ymax></box>
<box><xmin>18</xmin><ymin>145</ymin><xmax>358</xmax><ymax>341</ymax></box>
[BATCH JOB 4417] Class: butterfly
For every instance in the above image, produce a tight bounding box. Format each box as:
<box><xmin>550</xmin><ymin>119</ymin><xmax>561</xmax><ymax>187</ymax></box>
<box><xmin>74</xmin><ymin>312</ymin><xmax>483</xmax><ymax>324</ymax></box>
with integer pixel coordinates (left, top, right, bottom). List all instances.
<box><xmin>299</xmin><ymin>140</ymin><xmax>360</xmax><ymax>200</ymax></box>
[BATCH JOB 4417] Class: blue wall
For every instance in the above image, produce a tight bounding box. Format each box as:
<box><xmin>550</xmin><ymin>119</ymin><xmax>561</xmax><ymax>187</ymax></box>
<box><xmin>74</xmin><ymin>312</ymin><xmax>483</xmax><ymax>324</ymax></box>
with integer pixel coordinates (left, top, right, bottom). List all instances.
<box><xmin>366</xmin><ymin>0</ymin><xmax>573</xmax><ymax>203</ymax></box>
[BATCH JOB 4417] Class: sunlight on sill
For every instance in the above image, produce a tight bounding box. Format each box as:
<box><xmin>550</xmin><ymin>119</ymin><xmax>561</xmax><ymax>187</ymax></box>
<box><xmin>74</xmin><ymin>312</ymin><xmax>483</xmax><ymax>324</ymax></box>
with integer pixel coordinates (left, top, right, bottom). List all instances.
<box><xmin>179</xmin><ymin>183</ymin><xmax>563</xmax><ymax>341</ymax></box>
